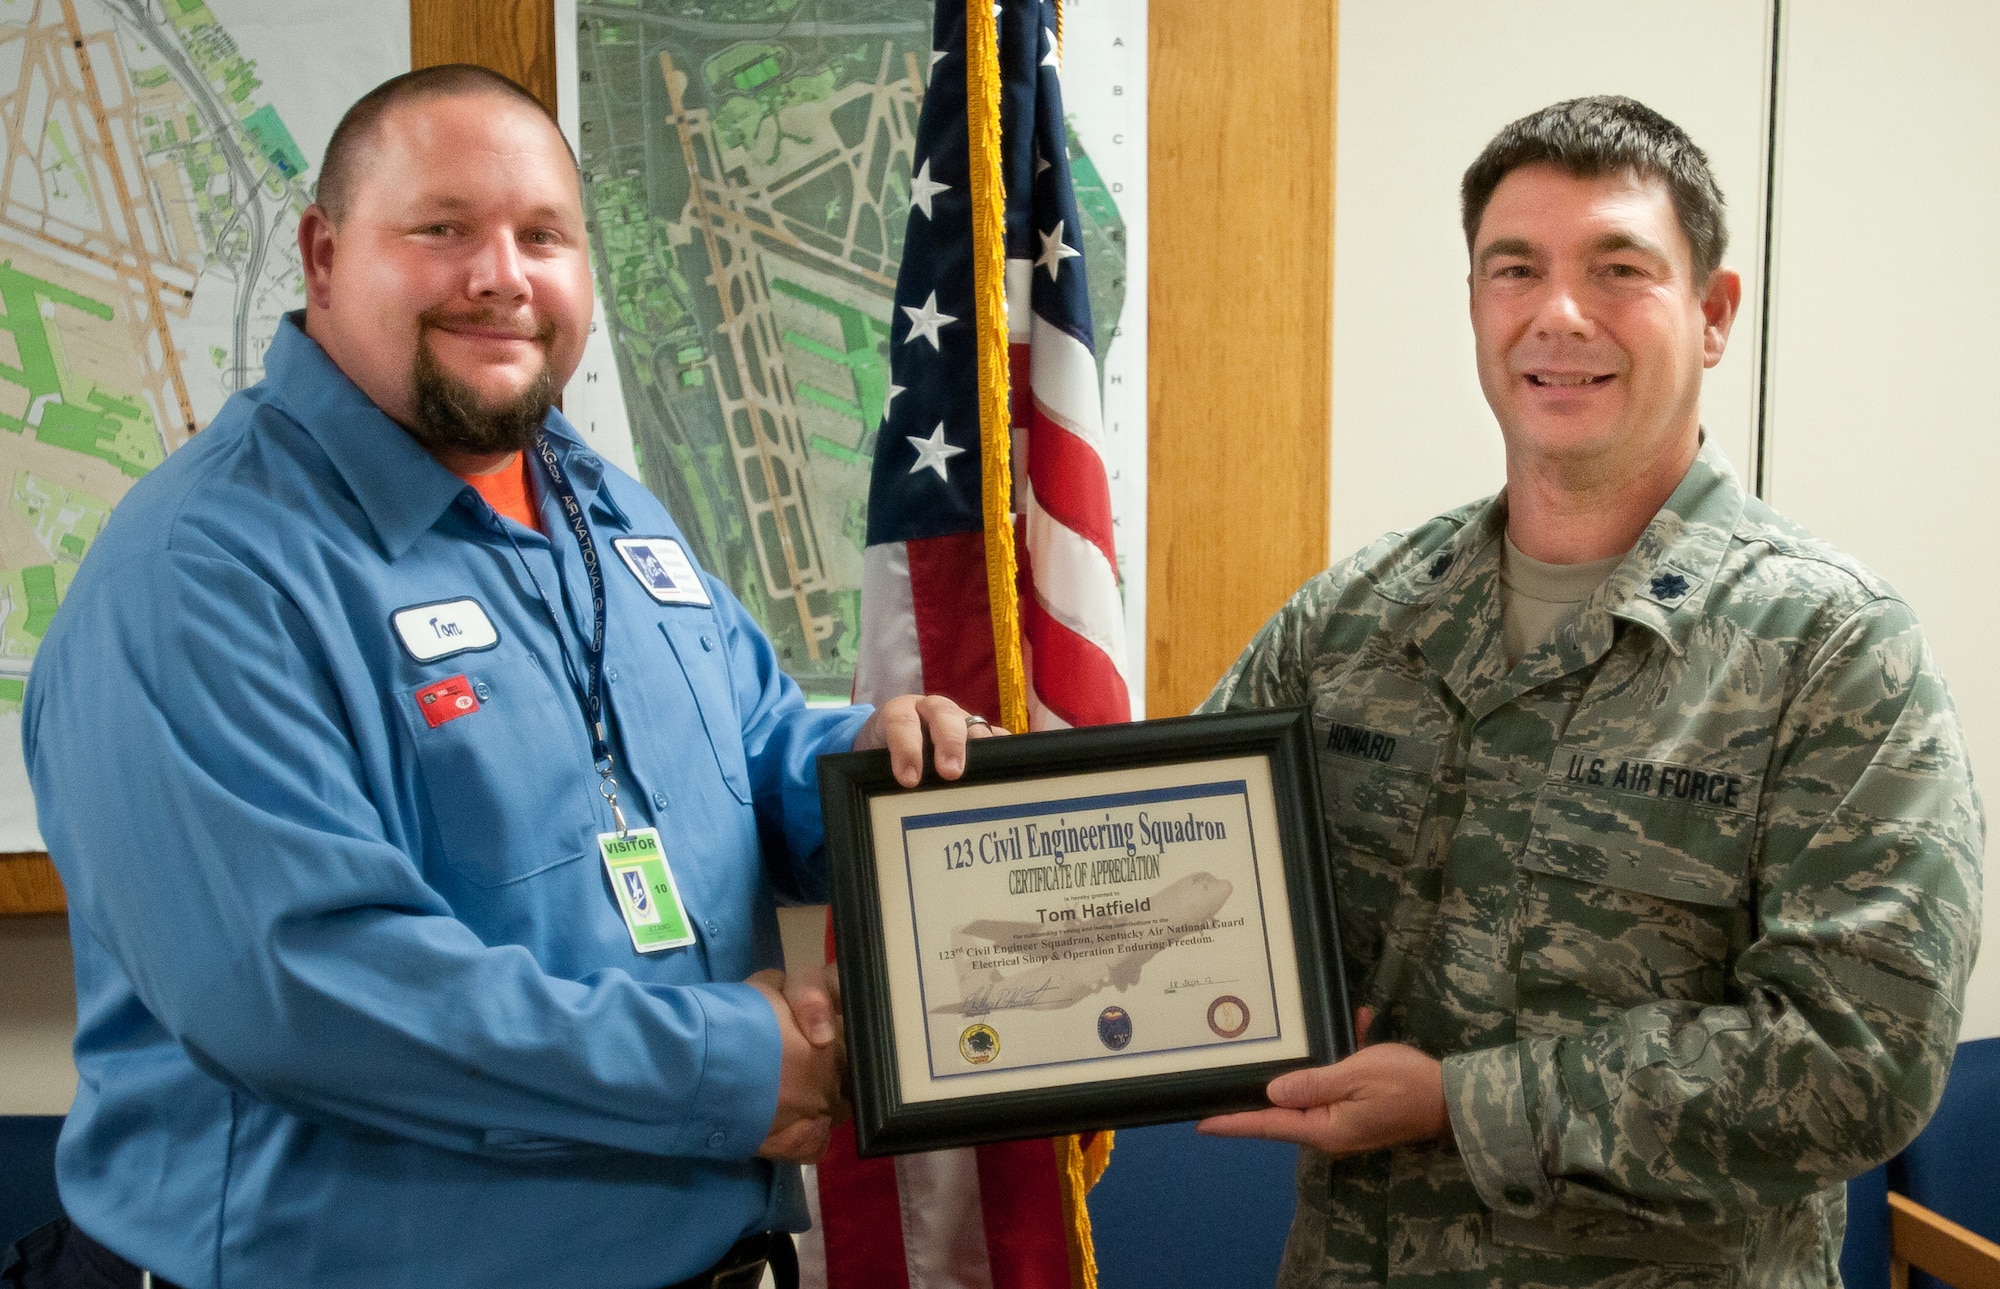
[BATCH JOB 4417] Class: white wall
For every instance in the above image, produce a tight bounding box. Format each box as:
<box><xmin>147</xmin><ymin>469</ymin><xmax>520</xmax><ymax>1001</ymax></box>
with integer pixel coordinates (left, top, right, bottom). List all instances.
<box><xmin>1330</xmin><ymin>0</ymin><xmax>1774</xmax><ymax>560</ymax></box>
<box><xmin>1760</xmin><ymin>3</ymin><xmax>2000</xmax><ymax>1041</ymax></box>
<box><xmin>0</xmin><ymin>917</ymin><xmax>77</xmax><ymax>1114</ymax></box>
<box><xmin>1331</xmin><ymin>0</ymin><xmax>1994</xmax><ymax>1042</ymax></box>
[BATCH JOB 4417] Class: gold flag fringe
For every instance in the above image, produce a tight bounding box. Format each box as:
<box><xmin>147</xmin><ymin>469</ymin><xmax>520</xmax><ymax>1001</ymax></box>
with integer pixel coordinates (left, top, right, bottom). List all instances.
<box><xmin>1056</xmin><ymin>1131</ymin><xmax>1114</xmax><ymax>1289</ymax></box>
<box><xmin>964</xmin><ymin>0</ymin><xmax>1028</xmax><ymax>737</ymax></box>
<box><xmin>968</xmin><ymin>5</ymin><xmax>1104</xmax><ymax>1286</ymax></box>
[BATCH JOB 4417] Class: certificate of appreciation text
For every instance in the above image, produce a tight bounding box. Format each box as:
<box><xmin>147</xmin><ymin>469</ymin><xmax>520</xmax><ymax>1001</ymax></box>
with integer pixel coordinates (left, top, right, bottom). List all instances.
<box><xmin>870</xmin><ymin>754</ymin><xmax>1313</xmax><ymax>1103</ymax></box>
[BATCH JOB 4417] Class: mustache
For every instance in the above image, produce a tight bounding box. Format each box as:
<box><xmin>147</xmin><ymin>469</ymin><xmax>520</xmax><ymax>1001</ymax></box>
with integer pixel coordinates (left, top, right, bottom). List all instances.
<box><xmin>416</xmin><ymin>306</ymin><xmax>555</xmax><ymax>345</ymax></box>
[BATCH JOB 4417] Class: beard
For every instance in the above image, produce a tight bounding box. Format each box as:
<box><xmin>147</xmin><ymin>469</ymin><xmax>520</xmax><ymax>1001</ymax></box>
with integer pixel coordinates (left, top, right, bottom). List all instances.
<box><xmin>403</xmin><ymin>310</ymin><xmax>557</xmax><ymax>458</ymax></box>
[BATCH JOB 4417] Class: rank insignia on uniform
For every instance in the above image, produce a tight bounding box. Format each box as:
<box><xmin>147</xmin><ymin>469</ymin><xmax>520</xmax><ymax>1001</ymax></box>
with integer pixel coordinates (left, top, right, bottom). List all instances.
<box><xmin>1426</xmin><ymin>553</ymin><xmax>1454</xmax><ymax>580</ymax></box>
<box><xmin>1648</xmin><ymin>572</ymin><xmax>1693</xmax><ymax>601</ymax></box>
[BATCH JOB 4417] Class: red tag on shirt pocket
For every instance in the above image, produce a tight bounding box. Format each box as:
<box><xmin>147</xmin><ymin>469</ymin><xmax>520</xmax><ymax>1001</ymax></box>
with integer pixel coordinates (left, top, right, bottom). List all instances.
<box><xmin>415</xmin><ymin>674</ymin><xmax>480</xmax><ymax>728</ymax></box>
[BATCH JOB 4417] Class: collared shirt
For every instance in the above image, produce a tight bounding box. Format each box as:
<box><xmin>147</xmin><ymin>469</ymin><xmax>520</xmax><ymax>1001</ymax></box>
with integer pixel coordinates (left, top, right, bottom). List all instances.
<box><xmin>1205</xmin><ymin>442</ymin><xmax>1982</xmax><ymax>1288</ymax></box>
<box><xmin>24</xmin><ymin>315</ymin><xmax>868</xmax><ymax>1289</ymax></box>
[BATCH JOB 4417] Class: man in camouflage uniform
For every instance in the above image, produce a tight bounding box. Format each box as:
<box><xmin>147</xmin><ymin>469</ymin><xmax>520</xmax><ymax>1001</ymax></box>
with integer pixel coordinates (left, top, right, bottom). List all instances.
<box><xmin>1198</xmin><ymin>97</ymin><xmax>1983</xmax><ymax>1288</ymax></box>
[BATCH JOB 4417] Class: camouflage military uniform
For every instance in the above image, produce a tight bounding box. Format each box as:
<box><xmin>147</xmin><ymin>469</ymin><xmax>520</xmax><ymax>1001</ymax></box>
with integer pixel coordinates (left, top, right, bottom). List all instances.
<box><xmin>1204</xmin><ymin>443</ymin><xmax>1983</xmax><ymax>1288</ymax></box>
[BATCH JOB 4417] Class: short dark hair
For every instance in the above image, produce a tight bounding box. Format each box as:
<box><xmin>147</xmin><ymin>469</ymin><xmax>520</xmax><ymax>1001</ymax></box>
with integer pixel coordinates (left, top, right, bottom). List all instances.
<box><xmin>315</xmin><ymin>64</ymin><xmax>569</xmax><ymax>223</ymax></box>
<box><xmin>1460</xmin><ymin>96</ymin><xmax>1728</xmax><ymax>282</ymax></box>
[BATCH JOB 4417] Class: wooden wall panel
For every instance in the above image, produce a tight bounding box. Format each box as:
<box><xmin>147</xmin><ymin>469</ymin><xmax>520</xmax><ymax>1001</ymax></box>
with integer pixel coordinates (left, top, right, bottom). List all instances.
<box><xmin>0</xmin><ymin>853</ymin><xmax>65</xmax><ymax>917</ymax></box>
<box><xmin>1147</xmin><ymin>0</ymin><xmax>1336</xmax><ymax>718</ymax></box>
<box><xmin>410</xmin><ymin>0</ymin><xmax>557</xmax><ymax>113</ymax></box>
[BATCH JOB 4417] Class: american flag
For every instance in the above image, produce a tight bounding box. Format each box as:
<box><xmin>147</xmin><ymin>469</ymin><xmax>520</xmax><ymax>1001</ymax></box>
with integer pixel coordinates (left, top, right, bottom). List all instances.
<box><xmin>800</xmin><ymin>0</ymin><xmax>1128</xmax><ymax>1285</ymax></box>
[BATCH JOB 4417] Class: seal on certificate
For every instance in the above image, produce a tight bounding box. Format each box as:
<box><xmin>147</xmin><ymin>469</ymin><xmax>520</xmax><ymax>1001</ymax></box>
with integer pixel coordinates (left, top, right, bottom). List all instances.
<box><xmin>1097</xmin><ymin>1006</ymin><xmax>1133</xmax><ymax>1051</ymax></box>
<box><xmin>1206</xmin><ymin>995</ymin><xmax>1251</xmax><ymax>1039</ymax></box>
<box><xmin>959</xmin><ymin>1023</ymin><xmax>1000</xmax><ymax>1065</ymax></box>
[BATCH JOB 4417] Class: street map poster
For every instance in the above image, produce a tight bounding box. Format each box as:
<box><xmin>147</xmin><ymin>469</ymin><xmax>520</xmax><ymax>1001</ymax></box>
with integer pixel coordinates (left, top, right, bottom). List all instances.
<box><xmin>0</xmin><ymin>0</ymin><xmax>406</xmax><ymax>849</ymax></box>
<box><xmin>557</xmin><ymin>0</ymin><xmax>1148</xmax><ymax>708</ymax></box>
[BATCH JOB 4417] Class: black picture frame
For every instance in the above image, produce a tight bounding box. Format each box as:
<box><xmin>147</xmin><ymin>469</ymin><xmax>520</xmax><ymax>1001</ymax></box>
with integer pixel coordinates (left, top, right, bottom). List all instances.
<box><xmin>818</xmin><ymin>707</ymin><xmax>1352</xmax><ymax>1157</ymax></box>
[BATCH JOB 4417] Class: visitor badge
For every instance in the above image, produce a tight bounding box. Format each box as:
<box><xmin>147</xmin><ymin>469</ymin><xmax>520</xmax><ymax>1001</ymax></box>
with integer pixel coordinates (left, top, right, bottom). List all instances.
<box><xmin>600</xmin><ymin>827</ymin><xmax>695</xmax><ymax>953</ymax></box>
<box><xmin>612</xmin><ymin>537</ymin><xmax>711</xmax><ymax>606</ymax></box>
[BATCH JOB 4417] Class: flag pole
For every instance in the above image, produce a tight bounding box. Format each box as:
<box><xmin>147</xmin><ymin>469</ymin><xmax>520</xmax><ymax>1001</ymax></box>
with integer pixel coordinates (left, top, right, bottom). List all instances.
<box><xmin>967</xmin><ymin>8</ymin><xmax>1105</xmax><ymax>1287</ymax></box>
<box><xmin>963</xmin><ymin>0</ymin><xmax>1029</xmax><ymax>736</ymax></box>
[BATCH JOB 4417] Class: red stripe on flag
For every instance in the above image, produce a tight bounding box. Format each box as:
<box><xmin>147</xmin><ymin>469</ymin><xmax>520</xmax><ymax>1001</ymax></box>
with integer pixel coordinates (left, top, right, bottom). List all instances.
<box><xmin>1022</xmin><ymin>583</ymin><xmax>1131</xmax><ymax>728</ymax></box>
<box><xmin>976</xmin><ymin>1138</ymin><xmax>1074</xmax><ymax>1289</ymax></box>
<box><xmin>1008</xmin><ymin>342</ymin><xmax>1033</xmax><ymax>429</ymax></box>
<box><xmin>907</xmin><ymin>530</ymin><xmax>1003</xmax><ymax>722</ymax></box>
<box><xmin>816</xmin><ymin>1121</ymin><xmax>913</xmax><ymax>1289</ymax></box>
<box><xmin>1027</xmin><ymin>405</ymin><xmax>1117</xmax><ymax>571</ymax></box>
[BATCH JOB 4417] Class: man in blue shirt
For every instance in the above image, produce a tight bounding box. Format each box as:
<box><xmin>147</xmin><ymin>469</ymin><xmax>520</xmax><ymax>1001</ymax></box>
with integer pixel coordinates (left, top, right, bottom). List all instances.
<box><xmin>16</xmin><ymin>65</ymin><xmax>985</xmax><ymax>1289</ymax></box>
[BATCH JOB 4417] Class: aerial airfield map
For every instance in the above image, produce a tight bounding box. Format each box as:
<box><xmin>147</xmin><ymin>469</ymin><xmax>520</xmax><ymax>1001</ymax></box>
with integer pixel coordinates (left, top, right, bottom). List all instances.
<box><xmin>0</xmin><ymin>0</ymin><xmax>396</xmax><ymax>845</ymax></box>
<box><xmin>571</xmin><ymin>0</ymin><xmax>1130</xmax><ymax>702</ymax></box>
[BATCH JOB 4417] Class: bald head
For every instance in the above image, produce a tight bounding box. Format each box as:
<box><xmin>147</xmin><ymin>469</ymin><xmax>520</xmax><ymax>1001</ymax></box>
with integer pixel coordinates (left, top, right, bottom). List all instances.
<box><xmin>315</xmin><ymin>64</ymin><xmax>572</xmax><ymax>225</ymax></box>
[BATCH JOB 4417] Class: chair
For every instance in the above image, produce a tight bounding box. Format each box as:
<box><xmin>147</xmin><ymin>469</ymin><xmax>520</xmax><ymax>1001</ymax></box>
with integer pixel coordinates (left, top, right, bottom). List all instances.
<box><xmin>1890</xmin><ymin>1191</ymin><xmax>2000</xmax><ymax>1289</ymax></box>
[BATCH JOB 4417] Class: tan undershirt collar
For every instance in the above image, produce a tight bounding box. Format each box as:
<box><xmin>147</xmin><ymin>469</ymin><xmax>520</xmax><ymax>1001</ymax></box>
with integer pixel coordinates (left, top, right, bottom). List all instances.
<box><xmin>1500</xmin><ymin>534</ymin><xmax>1626</xmax><ymax>669</ymax></box>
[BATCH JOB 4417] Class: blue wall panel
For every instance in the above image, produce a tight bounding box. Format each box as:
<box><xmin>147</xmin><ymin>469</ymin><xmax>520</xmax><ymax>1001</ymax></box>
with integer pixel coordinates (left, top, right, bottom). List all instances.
<box><xmin>0</xmin><ymin>1116</ymin><xmax>63</xmax><ymax>1248</ymax></box>
<box><xmin>1088</xmin><ymin>1120</ymin><xmax>1296</xmax><ymax>1289</ymax></box>
<box><xmin>1900</xmin><ymin>1036</ymin><xmax>1999</xmax><ymax>1289</ymax></box>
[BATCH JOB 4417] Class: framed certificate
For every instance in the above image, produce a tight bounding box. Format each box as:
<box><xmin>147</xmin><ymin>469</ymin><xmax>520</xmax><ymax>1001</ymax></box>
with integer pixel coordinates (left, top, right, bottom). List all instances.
<box><xmin>818</xmin><ymin>708</ymin><xmax>1352</xmax><ymax>1157</ymax></box>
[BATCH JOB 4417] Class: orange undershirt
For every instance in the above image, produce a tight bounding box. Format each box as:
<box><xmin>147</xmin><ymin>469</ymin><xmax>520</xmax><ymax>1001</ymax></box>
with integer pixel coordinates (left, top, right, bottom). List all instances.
<box><xmin>455</xmin><ymin>452</ymin><xmax>542</xmax><ymax>532</ymax></box>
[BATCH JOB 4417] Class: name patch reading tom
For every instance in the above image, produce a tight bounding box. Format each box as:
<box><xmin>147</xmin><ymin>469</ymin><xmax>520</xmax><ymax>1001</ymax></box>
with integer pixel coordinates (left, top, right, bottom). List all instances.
<box><xmin>1558</xmin><ymin>752</ymin><xmax>1747</xmax><ymax>810</ymax></box>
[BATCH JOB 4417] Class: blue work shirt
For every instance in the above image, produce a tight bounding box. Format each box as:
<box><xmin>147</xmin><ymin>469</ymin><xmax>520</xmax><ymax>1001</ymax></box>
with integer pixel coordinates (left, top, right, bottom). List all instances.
<box><xmin>24</xmin><ymin>315</ymin><xmax>869</xmax><ymax>1288</ymax></box>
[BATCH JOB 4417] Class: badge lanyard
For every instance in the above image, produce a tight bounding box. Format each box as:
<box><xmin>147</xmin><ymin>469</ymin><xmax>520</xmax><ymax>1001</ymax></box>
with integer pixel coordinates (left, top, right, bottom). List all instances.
<box><xmin>507</xmin><ymin>433</ymin><xmax>695</xmax><ymax>953</ymax></box>
<box><xmin>520</xmin><ymin>431</ymin><xmax>625</xmax><ymax>834</ymax></box>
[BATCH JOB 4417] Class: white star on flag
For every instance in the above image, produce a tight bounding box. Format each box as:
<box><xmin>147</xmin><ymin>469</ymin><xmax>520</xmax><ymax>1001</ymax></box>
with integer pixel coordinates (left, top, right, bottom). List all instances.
<box><xmin>1042</xmin><ymin>28</ymin><xmax>1059</xmax><ymax>68</ymax></box>
<box><xmin>901</xmin><ymin>292</ymin><xmax>955</xmax><ymax>349</ymax></box>
<box><xmin>1036</xmin><ymin>222</ymin><xmax>1081</xmax><ymax>280</ymax></box>
<box><xmin>909</xmin><ymin>159</ymin><xmax>949</xmax><ymax>219</ymax></box>
<box><xmin>930</xmin><ymin>47</ymin><xmax>945</xmax><ymax>68</ymax></box>
<box><xmin>905</xmin><ymin>423</ymin><xmax>965</xmax><ymax>481</ymax></box>
<box><xmin>1034</xmin><ymin>144</ymin><xmax>1050</xmax><ymax>178</ymax></box>
<box><xmin>883</xmin><ymin>382</ymin><xmax>905</xmax><ymax>419</ymax></box>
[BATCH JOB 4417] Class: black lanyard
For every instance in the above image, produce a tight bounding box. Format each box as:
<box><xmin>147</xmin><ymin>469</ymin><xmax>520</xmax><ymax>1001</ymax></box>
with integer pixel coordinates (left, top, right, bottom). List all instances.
<box><xmin>507</xmin><ymin>431</ymin><xmax>628</xmax><ymax>832</ymax></box>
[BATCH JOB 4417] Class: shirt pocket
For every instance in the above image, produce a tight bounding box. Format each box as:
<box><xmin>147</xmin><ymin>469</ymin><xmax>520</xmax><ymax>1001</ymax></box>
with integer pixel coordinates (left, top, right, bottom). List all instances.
<box><xmin>399</xmin><ymin>652</ymin><xmax>599</xmax><ymax>888</ymax></box>
<box><xmin>1313</xmin><ymin>718</ymin><xmax>1438</xmax><ymax>865</ymax></box>
<box><xmin>1515</xmin><ymin>760</ymin><xmax>1761</xmax><ymax>1027</ymax></box>
<box><xmin>656</xmin><ymin>614</ymin><xmax>752</xmax><ymax>805</ymax></box>
<box><xmin>1490</xmin><ymin>1209</ymin><xmax>1745</xmax><ymax>1276</ymax></box>
<box><xmin>1312</xmin><ymin>709</ymin><xmax>1442</xmax><ymax>971</ymax></box>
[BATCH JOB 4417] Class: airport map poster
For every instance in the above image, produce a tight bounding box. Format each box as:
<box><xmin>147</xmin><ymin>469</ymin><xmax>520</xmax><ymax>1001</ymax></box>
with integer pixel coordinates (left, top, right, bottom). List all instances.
<box><xmin>557</xmin><ymin>0</ymin><xmax>1148</xmax><ymax>706</ymax></box>
<box><xmin>0</xmin><ymin>0</ymin><xmax>406</xmax><ymax>850</ymax></box>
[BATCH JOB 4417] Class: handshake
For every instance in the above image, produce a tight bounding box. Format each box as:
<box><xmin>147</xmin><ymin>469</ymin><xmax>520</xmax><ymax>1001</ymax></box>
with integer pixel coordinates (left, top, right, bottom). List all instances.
<box><xmin>747</xmin><ymin>962</ymin><xmax>848</xmax><ymax>1162</ymax></box>
<box><xmin>743</xmin><ymin>692</ymin><xmax>1000</xmax><ymax>1162</ymax></box>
